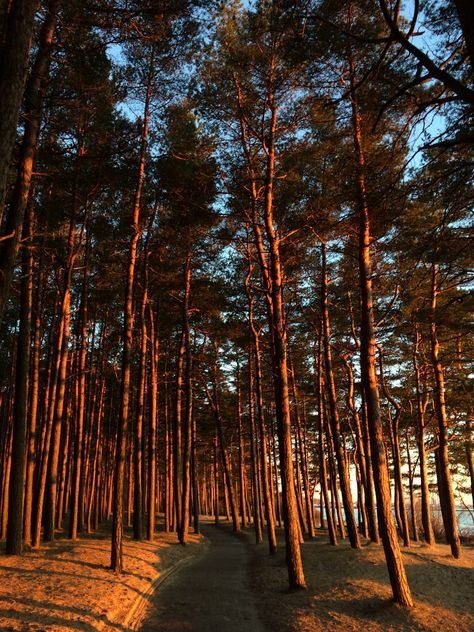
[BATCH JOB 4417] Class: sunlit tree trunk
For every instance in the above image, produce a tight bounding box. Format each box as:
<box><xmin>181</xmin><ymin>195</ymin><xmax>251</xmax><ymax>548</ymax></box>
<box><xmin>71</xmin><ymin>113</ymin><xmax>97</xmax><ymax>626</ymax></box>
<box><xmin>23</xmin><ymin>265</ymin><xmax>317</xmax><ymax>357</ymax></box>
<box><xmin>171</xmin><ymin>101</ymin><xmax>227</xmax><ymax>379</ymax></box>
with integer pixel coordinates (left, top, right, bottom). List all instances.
<box><xmin>191</xmin><ymin>414</ymin><xmax>200</xmax><ymax>534</ymax></box>
<box><xmin>349</xmin><ymin>45</ymin><xmax>413</xmax><ymax>605</ymax></box>
<box><xmin>258</xmin><ymin>88</ymin><xmax>305</xmax><ymax>588</ymax></box>
<box><xmin>213</xmin><ymin>431</ymin><xmax>219</xmax><ymax>524</ymax></box>
<box><xmin>430</xmin><ymin>263</ymin><xmax>461</xmax><ymax>558</ymax></box>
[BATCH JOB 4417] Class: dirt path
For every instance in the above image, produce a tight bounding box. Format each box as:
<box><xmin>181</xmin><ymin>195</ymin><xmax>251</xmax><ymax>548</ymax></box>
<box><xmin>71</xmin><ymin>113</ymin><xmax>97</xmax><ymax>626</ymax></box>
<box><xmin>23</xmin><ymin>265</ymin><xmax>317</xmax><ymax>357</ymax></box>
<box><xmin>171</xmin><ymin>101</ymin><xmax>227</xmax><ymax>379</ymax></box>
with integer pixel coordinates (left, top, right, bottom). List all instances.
<box><xmin>138</xmin><ymin>523</ymin><xmax>263</xmax><ymax>632</ymax></box>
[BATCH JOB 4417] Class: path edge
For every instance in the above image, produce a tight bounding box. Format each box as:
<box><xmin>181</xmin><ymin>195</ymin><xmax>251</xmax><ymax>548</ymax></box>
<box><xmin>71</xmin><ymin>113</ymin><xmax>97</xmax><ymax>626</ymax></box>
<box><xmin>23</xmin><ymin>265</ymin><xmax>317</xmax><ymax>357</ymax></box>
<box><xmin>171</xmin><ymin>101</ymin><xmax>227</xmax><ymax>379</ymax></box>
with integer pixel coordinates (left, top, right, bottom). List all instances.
<box><xmin>122</xmin><ymin>538</ymin><xmax>209</xmax><ymax>631</ymax></box>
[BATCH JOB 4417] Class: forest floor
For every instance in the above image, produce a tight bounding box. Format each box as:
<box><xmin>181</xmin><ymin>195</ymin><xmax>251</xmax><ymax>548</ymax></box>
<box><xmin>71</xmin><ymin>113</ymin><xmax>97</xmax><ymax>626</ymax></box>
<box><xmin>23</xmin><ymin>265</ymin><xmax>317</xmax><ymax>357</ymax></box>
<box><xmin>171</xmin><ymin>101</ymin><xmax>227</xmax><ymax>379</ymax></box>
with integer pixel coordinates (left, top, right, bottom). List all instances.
<box><xmin>0</xmin><ymin>521</ymin><xmax>472</xmax><ymax>631</ymax></box>
<box><xmin>0</xmin><ymin>524</ymin><xmax>203</xmax><ymax>631</ymax></box>
<box><xmin>248</xmin><ymin>525</ymin><xmax>474</xmax><ymax>632</ymax></box>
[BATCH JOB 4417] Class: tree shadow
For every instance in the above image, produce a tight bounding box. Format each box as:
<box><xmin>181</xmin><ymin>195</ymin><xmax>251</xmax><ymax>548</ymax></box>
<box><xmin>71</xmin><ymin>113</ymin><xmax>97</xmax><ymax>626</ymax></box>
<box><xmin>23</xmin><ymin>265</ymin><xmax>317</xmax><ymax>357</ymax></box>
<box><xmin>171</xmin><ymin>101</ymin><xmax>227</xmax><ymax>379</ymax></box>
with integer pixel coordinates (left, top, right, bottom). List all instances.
<box><xmin>0</xmin><ymin>563</ymin><xmax>146</xmax><ymax>598</ymax></box>
<box><xmin>0</xmin><ymin>599</ymin><xmax>123</xmax><ymax>631</ymax></box>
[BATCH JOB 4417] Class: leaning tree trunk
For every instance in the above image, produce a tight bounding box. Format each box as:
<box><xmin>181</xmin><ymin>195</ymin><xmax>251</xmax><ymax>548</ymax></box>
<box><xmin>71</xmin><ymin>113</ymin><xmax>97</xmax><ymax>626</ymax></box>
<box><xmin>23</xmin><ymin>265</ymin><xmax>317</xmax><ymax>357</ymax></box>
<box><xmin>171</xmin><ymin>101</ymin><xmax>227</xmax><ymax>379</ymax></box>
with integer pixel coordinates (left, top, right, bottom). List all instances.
<box><xmin>263</xmin><ymin>103</ymin><xmax>305</xmax><ymax>590</ymax></box>
<box><xmin>349</xmin><ymin>45</ymin><xmax>412</xmax><ymax>606</ymax></box>
<box><xmin>429</xmin><ymin>263</ymin><xmax>461</xmax><ymax>558</ymax></box>
<box><xmin>235</xmin><ymin>61</ymin><xmax>304</xmax><ymax>589</ymax></box>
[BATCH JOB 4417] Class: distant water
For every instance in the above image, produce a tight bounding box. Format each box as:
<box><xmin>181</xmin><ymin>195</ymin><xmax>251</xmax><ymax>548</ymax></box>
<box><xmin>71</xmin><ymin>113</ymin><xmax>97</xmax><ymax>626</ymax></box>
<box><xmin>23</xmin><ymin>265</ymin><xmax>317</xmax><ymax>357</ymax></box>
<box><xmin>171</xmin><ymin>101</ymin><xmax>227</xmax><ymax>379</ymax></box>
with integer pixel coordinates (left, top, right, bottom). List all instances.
<box><xmin>434</xmin><ymin>509</ymin><xmax>474</xmax><ymax>534</ymax></box>
<box><xmin>318</xmin><ymin>507</ymin><xmax>474</xmax><ymax>534</ymax></box>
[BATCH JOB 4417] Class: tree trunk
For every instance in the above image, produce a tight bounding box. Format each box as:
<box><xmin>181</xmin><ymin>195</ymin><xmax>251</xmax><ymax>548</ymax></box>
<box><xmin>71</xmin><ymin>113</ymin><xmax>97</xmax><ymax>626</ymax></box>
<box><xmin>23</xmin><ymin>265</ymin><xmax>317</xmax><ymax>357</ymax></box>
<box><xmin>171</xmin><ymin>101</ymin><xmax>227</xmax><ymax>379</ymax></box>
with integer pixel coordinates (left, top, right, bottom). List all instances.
<box><xmin>173</xmin><ymin>328</ymin><xmax>185</xmax><ymax>533</ymax></box>
<box><xmin>206</xmin><ymin>349</ymin><xmax>240</xmax><ymax>533</ymax></box>
<box><xmin>23</xmin><ymin>250</ymin><xmax>43</xmax><ymax>545</ymax></box>
<box><xmin>349</xmin><ymin>47</ymin><xmax>413</xmax><ymax>605</ymax></box>
<box><xmin>248</xmin><ymin>347</ymin><xmax>263</xmax><ymax>544</ymax></box>
<box><xmin>405</xmin><ymin>431</ymin><xmax>419</xmax><ymax>542</ymax></box>
<box><xmin>429</xmin><ymin>263</ymin><xmax>461</xmax><ymax>558</ymax></box>
<box><xmin>321</xmin><ymin>242</ymin><xmax>360</xmax><ymax>549</ymax></box>
<box><xmin>259</xmin><ymin>96</ymin><xmax>305</xmax><ymax>590</ymax></box>
<box><xmin>179</xmin><ymin>251</ymin><xmax>193</xmax><ymax>545</ymax></box>
<box><xmin>465</xmin><ymin>419</ymin><xmax>474</xmax><ymax>512</ymax></box>
<box><xmin>69</xmin><ymin>228</ymin><xmax>88</xmax><ymax>540</ymax></box>
<box><xmin>191</xmin><ymin>415</ymin><xmax>200</xmax><ymax>534</ymax></box>
<box><xmin>213</xmin><ymin>431</ymin><xmax>219</xmax><ymax>524</ymax></box>
<box><xmin>44</xmin><ymin>215</ymin><xmax>75</xmax><ymax>542</ymax></box>
<box><xmin>453</xmin><ymin>0</ymin><xmax>474</xmax><ymax>70</ymax></box>
<box><xmin>315</xmin><ymin>338</ymin><xmax>337</xmax><ymax>546</ymax></box>
<box><xmin>289</xmin><ymin>356</ymin><xmax>315</xmax><ymax>538</ymax></box>
<box><xmin>147</xmin><ymin>303</ymin><xmax>158</xmax><ymax>541</ymax></box>
<box><xmin>236</xmin><ymin>78</ymin><xmax>301</xmax><ymax>581</ymax></box>
<box><xmin>111</xmin><ymin>52</ymin><xmax>153</xmax><ymax>573</ymax></box>
<box><xmin>379</xmin><ymin>349</ymin><xmax>410</xmax><ymax>548</ymax></box>
<box><xmin>133</xmin><ymin>286</ymin><xmax>147</xmax><ymax>541</ymax></box>
<box><xmin>5</xmin><ymin>206</ymin><xmax>33</xmax><ymax>554</ymax></box>
<box><xmin>0</xmin><ymin>0</ymin><xmax>57</xmax><ymax>324</ymax></box>
<box><xmin>0</xmin><ymin>0</ymin><xmax>39</xmax><ymax>227</ymax></box>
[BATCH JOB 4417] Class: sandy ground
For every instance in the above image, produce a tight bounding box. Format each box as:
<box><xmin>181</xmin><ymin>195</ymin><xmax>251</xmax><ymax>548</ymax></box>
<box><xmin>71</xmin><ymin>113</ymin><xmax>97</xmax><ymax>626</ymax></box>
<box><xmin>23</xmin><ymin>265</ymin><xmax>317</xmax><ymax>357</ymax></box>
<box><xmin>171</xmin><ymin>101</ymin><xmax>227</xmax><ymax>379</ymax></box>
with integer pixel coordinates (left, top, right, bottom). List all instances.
<box><xmin>0</xmin><ymin>526</ymin><xmax>203</xmax><ymax>631</ymax></box>
<box><xmin>248</xmin><ymin>528</ymin><xmax>474</xmax><ymax>632</ymax></box>
<box><xmin>0</xmin><ymin>521</ymin><xmax>472</xmax><ymax>632</ymax></box>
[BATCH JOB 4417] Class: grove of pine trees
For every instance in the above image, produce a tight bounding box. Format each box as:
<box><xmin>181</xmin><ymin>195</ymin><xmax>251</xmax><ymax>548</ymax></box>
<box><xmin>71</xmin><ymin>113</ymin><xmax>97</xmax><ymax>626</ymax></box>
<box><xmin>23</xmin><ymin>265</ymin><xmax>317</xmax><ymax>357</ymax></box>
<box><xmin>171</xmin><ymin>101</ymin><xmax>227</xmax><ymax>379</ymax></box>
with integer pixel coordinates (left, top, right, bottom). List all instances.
<box><xmin>0</xmin><ymin>0</ymin><xmax>472</xmax><ymax>611</ymax></box>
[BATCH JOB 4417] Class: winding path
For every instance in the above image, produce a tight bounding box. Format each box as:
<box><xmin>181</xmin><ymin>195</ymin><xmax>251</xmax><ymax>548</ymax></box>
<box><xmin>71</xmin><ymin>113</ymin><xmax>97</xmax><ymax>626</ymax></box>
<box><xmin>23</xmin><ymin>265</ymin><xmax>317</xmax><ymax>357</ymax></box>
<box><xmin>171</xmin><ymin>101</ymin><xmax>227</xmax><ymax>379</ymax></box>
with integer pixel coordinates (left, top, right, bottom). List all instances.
<box><xmin>139</xmin><ymin>523</ymin><xmax>263</xmax><ymax>632</ymax></box>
